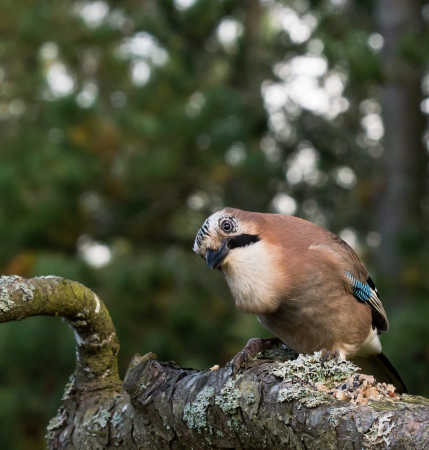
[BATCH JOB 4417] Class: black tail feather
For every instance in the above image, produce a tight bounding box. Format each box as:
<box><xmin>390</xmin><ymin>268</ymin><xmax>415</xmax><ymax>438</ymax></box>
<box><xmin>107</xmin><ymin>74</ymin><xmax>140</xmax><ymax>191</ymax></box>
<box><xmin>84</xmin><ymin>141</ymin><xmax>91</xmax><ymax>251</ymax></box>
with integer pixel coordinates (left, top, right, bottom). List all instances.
<box><xmin>351</xmin><ymin>353</ymin><xmax>407</xmax><ymax>394</ymax></box>
<box><xmin>376</xmin><ymin>352</ymin><xmax>407</xmax><ymax>394</ymax></box>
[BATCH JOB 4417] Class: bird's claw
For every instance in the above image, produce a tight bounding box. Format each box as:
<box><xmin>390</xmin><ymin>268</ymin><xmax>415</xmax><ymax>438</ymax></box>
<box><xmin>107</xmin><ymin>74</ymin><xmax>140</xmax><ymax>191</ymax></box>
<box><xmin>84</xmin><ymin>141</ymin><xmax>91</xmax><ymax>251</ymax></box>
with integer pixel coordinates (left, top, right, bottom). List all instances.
<box><xmin>229</xmin><ymin>337</ymin><xmax>282</xmax><ymax>374</ymax></box>
<box><xmin>320</xmin><ymin>349</ymin><xmax>340</xmax><ymax>367</ymax></box>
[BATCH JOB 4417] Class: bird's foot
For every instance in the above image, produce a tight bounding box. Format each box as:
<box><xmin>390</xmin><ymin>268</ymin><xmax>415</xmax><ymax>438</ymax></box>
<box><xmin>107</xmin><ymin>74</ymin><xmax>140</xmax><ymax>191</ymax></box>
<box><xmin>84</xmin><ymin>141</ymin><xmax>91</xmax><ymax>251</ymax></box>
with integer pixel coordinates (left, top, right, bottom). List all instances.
<box><xmin>320</xmin><ymin>349</ymin><xmax>341</xmax><ymax>367</ymax></box>
<box><xmin>229</xmin><ymin>337</ymin><xmax>283</xmax><ymax>374</ymax></box>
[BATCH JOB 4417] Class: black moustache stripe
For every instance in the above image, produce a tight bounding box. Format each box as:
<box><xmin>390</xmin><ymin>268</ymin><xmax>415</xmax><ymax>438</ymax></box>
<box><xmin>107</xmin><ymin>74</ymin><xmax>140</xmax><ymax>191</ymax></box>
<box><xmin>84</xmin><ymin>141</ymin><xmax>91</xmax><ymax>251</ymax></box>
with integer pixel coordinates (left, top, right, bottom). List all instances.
<box><xmin>228</xmin><ymin>234</ymin><xmax>260</xmax><ymax>249</ymax></box>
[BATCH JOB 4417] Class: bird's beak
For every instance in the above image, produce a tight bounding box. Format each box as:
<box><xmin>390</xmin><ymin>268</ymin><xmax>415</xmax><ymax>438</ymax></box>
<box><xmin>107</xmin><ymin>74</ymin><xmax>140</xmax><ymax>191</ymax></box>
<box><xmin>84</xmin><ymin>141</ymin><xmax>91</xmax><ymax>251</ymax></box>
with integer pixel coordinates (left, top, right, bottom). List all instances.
<box><xmin>205</xmin><ymin>239</ymin><xmax>229</xmax><ymax>269</ymax></box>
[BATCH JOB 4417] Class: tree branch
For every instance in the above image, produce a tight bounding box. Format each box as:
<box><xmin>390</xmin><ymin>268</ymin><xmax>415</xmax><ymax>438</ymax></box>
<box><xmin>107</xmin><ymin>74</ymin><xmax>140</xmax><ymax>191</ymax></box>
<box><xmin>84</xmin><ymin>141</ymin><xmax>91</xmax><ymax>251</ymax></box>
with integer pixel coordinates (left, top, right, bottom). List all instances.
<box><xmin>0</xmin><ymin>275</ymin><xmax>121</xmax><ymax>392</ymax></box>
<box><xmin>1</xmin><ymin>276</ymin><xmax>428</xmax><ymax>449</ymax></box>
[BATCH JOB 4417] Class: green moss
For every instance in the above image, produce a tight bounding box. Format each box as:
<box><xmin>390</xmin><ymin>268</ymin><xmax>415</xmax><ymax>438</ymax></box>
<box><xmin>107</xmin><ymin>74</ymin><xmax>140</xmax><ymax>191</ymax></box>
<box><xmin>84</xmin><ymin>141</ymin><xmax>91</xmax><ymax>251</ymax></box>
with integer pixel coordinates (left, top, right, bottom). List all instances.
<box><xmin>369</xmin><ymin>402</ymin><xmax>398</xmax><ymax>412</ymax></box>
<box><xmin>400</xmin><ymin>394</ymin><xmax>429</xmax><ymax>407</ymax></box>
<box><xmin>183</xmin><ymin>385</ymin><xmax>215</xmax><ymax>432</ymax></box>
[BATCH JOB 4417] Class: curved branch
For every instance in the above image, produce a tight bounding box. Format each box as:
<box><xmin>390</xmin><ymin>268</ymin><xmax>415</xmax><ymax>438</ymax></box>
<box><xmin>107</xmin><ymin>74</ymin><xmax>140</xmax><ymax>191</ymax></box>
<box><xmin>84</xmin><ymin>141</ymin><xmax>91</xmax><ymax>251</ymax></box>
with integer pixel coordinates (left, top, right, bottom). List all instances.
<box><xmin>0</xmin><ymin>275</ymin><xmax>121</xmax><ymax>392</ymax></box>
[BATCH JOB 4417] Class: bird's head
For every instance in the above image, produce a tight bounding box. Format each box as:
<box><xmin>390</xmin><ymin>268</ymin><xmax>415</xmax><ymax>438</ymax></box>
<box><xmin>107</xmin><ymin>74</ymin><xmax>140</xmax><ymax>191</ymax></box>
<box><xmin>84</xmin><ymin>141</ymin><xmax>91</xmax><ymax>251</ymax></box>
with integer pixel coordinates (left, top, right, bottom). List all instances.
<box><xmin>193</xmin><ymin>208</ymin><xmax>260</xmax><ymax>270</ymax></box>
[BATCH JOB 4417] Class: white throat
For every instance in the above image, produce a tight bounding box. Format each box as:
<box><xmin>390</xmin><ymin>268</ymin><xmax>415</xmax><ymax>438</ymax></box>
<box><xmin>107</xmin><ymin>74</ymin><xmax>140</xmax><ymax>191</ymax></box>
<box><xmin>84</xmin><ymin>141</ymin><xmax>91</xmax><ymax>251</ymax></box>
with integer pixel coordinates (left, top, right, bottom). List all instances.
<box><xmin>223</xmin><ymin>241</ymin><xmax>280</xmax><ymax>314</ymax></box>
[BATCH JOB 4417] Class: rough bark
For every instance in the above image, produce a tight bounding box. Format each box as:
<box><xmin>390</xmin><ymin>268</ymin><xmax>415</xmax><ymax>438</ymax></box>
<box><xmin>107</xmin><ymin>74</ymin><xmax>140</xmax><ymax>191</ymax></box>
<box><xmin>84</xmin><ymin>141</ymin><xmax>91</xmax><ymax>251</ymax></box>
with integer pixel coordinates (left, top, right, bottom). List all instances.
<box><xmin>1</xmin><ymin>275</ymin><xmax>429</xmax><ymax>449</ymax></box>
<box><xmin>375</xmin><ymin>0</ymin><xmax>427</xmax><ymax>297</ymax></box>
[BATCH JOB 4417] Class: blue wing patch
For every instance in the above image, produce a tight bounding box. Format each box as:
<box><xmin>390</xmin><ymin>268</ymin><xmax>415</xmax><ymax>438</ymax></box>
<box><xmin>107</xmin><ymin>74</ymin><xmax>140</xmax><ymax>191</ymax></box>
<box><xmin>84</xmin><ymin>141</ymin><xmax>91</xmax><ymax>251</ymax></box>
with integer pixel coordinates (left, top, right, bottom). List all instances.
<box><xmin>345</xmin><ymin>272</ymin><xmax>372</xmax><ymax>303</ymax></box>
<box><xmin>345</xmin><ymin>272</ymin><xmax>389</xmax><ymax>332</ymax></box>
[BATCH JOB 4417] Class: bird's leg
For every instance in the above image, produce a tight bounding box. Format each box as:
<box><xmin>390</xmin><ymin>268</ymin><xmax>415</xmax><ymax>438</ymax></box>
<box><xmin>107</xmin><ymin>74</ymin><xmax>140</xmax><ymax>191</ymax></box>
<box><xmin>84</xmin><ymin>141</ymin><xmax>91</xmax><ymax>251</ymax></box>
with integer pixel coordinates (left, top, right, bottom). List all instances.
<box><xmin>229</xmin><ymin>337</ymin><xmax>283</xmax><ymax>373</ymax></box>
<box><xmin>320</xmin><ymin>349</ymin><xmax>341</xmax><ymax>367</ymax></box>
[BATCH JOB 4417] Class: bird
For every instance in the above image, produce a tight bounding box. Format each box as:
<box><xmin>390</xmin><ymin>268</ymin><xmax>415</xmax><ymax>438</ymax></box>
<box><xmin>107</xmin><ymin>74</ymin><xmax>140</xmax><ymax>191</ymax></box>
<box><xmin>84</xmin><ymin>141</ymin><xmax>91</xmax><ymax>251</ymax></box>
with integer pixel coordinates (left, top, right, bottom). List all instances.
<box><xmin>193</xmin><ymin>207</ymin><xmax>407</xmax><ymax>393</ymax></box>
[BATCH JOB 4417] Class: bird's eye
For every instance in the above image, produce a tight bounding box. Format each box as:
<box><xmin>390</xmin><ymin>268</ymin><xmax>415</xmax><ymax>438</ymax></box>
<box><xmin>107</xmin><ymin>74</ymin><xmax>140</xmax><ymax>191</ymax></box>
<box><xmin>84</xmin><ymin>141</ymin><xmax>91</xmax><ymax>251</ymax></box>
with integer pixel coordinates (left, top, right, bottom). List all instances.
<box><xmin>220</xmin><ymin>218</ymin><xmax>235</xmax><ymax>233</ymax></box>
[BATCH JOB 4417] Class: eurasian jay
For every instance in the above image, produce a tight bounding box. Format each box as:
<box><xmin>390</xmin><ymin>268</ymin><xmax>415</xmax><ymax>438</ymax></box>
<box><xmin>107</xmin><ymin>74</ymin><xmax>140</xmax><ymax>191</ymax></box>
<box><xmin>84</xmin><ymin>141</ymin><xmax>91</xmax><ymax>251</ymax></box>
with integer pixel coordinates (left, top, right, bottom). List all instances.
<box><xmin>193</xmin><ymin>207</ymin><xmax>406</xmax><ymax>393</ymax></box>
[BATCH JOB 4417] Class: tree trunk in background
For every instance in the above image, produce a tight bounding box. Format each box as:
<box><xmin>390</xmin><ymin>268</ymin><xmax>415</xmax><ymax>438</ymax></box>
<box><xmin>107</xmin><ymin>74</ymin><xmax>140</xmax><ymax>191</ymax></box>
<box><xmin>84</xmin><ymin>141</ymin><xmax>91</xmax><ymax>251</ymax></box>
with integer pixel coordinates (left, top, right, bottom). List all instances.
<box><xmin>227</xmin><ymin>0</ymin><xmax>272</xmax><ymax>209</ymax></box>
<box><xmin>241</xmin><ymin>0</ymin><xmax>262</xmax><ymax>97</ymax></box>
<box><xmin>375</xmin><ymin>0</ymin><xmax>427</xmax><ymax>303</ymax></box>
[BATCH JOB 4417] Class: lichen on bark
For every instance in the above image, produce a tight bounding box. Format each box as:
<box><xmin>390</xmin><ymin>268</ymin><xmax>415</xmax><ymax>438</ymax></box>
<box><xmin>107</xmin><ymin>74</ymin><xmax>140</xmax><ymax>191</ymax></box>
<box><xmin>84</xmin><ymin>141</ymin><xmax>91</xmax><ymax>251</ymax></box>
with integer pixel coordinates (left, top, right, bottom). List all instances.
<box><xmin>1</xmin><ymin>275</ymin><xmax>429</xmax><ymax>449</ymax></box>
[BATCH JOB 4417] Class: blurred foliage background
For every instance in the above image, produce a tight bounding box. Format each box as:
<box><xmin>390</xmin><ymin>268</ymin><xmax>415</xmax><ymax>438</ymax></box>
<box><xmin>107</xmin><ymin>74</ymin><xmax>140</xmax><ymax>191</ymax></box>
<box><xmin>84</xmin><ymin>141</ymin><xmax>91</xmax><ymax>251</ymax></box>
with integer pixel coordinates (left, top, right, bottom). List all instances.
<box><xmin>1</xmin><ymin>0</ymin><xmax>429</xmax><ymax>448</ymax></box>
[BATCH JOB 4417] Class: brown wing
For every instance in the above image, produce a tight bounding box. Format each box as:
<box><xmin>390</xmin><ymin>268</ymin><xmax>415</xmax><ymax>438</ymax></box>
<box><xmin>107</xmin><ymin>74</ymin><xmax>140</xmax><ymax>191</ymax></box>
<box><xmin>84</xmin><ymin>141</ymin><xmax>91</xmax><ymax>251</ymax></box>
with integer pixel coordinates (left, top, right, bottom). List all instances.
<box><xmin>309</xmin><ymin>233</ymin><xmax>389</xmax><ymax>333</ymax></box>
